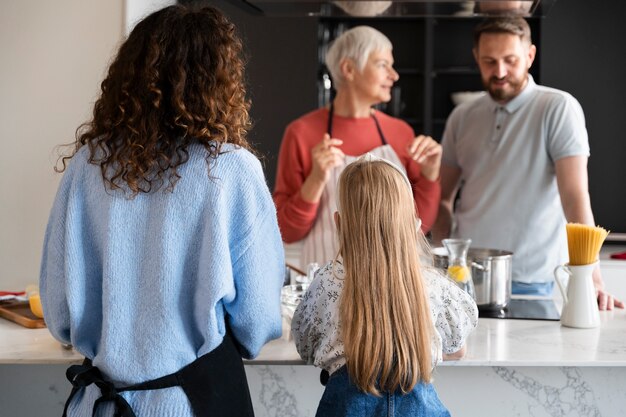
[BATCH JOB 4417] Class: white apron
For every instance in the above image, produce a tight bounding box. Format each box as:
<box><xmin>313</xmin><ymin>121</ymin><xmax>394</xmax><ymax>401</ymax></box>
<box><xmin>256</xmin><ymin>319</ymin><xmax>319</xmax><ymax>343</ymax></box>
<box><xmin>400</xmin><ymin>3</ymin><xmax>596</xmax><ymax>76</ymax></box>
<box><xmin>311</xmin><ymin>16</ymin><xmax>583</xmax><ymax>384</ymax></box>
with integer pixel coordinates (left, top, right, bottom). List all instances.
<box><xmin>299</xmin><ymin>104</ymin><xmax>407</xmax><ymax>269</ymax></box>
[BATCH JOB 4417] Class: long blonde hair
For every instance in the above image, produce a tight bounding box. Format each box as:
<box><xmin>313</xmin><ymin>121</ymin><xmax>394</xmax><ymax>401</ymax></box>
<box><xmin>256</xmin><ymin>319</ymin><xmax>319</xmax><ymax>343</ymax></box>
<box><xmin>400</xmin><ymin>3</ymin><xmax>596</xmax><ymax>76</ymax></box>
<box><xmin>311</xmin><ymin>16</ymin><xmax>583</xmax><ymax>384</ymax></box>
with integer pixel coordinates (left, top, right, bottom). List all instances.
<box><xmin>336</xmin><ymin>157</ymin><xmax>433</xmax><ymax>395</ymax></box>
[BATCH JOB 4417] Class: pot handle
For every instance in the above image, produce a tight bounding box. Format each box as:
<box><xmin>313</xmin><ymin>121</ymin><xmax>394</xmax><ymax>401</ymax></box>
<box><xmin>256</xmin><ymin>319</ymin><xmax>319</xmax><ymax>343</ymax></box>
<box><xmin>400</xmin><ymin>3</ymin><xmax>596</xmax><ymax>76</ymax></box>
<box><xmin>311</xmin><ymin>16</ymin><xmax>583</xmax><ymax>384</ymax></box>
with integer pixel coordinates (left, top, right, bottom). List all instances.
<box><xmin>553</xmin><ymin>265</ymin><xmax>571</xmax><ymax>304</ymax></box>
<box><xmin>471</xmin><ymin>261</ymin><xmax>489</xmax><ymax>272</ymax></box>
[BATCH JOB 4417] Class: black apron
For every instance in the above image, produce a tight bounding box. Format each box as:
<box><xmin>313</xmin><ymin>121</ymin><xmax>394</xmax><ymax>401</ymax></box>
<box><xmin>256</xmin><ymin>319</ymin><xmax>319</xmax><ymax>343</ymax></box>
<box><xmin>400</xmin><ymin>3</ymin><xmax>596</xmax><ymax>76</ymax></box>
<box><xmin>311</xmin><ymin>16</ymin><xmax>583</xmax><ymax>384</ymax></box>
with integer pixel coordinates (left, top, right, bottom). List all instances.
<box><xmin>62</xmin><ymin>332</ymin><xmax>254</xmax><ymax>417</ymax></box>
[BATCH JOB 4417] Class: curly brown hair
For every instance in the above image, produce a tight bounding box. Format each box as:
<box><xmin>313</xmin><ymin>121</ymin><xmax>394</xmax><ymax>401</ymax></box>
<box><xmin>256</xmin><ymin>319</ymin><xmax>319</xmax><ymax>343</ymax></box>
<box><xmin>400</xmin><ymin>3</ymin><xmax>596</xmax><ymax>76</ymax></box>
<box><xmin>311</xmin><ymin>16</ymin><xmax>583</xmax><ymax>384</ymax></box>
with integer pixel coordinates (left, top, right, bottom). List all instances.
<box><xmin>58</xmin><ymin>5</ymin><xmax>252</xmax><ymax>195</ymax></box>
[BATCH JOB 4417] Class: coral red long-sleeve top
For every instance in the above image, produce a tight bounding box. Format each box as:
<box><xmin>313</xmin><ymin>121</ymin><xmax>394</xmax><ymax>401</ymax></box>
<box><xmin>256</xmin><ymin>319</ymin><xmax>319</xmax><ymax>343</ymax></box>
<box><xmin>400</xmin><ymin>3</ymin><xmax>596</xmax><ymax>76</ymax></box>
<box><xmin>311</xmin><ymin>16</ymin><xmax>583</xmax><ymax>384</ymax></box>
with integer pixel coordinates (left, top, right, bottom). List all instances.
<box><xmin>273</xmin><ymin>108</ymin><xmax>441</xmax><ymax>243</ymax></box>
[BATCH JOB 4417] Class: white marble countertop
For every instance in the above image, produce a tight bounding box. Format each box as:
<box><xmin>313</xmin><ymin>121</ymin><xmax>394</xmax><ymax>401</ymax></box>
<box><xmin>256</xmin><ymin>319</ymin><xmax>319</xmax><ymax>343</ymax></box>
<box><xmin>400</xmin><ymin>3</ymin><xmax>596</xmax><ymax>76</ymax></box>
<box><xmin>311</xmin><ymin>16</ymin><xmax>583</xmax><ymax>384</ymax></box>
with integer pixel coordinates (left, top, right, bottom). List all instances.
<box><xmin>2</xmin><ymin>246</ymin><xmax>624</xmax><ymax>367</ymax></box>
<box><xmin>2</xmin><ymin>308</ymin><xmax>625</xmax><ymax>367</ymax></box>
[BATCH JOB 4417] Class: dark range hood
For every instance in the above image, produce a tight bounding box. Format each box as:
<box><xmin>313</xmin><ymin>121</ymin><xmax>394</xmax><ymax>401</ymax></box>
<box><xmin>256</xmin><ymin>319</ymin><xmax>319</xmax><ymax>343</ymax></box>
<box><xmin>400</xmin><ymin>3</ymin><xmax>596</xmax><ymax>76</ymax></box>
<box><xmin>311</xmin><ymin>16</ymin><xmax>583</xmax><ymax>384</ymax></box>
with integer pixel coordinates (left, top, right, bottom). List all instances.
<box><xmin>223</xmin><ymin>0</ymin><xmax>557</xmax><ymax>17</ymax></box>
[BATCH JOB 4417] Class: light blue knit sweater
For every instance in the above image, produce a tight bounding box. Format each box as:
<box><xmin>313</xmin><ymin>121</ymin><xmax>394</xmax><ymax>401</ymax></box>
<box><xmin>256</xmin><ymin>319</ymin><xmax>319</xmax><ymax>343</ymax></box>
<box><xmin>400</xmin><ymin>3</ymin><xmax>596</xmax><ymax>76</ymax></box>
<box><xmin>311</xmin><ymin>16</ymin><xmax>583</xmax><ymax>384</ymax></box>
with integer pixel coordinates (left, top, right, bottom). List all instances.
<box><xmin>40</xmin><ymin>143</ymin><xmax>285</xmax><ymax>416</ymax></box>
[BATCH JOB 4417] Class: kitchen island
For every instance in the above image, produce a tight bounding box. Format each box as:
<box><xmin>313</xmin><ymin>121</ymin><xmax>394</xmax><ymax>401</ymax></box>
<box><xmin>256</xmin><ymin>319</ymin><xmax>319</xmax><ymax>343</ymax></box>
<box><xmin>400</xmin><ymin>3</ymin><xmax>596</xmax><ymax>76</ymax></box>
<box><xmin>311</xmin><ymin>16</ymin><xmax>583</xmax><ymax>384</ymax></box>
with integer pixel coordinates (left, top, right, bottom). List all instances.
<box><xmin>2</xmin><ymin>249</ymin><xmax>625</xmax><ymax>416</ymax></box>
<box><xmin>2</xmin><ymin>306</ymin><xmax>626</xmax><ymax>416</ymax></box>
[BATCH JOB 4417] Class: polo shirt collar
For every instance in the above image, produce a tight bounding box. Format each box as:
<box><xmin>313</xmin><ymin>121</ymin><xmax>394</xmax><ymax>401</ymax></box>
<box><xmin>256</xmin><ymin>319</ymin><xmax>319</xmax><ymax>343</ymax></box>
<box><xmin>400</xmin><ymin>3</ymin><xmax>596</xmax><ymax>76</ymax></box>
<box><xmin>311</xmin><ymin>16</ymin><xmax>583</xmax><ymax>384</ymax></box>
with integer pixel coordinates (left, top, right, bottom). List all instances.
<box><xmin>491</xmin><ymin>74</ymin><xmax>537</xmax><ymax>114</ymax></box>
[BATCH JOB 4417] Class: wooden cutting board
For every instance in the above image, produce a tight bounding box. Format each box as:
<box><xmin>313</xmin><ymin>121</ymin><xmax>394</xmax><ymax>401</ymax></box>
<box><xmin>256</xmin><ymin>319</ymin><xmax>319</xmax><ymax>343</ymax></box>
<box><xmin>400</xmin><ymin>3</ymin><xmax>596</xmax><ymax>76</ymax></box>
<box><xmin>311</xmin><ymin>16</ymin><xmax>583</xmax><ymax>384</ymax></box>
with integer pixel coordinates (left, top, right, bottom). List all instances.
<box><xmin>0</xmin><ymin>300</ymin><xmax>46</xmax><ymax>328</ymax></box>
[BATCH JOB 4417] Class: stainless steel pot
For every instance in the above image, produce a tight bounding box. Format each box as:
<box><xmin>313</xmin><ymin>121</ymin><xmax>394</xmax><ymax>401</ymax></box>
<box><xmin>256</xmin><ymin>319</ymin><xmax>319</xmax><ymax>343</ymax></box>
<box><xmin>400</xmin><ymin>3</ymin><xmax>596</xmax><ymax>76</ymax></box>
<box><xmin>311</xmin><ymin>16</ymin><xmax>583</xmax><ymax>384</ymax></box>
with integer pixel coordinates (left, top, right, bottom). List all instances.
<box><xmin>432</xmin><ymin>247</ymin><xmax>513</xmax><ymax>310</ymax></box>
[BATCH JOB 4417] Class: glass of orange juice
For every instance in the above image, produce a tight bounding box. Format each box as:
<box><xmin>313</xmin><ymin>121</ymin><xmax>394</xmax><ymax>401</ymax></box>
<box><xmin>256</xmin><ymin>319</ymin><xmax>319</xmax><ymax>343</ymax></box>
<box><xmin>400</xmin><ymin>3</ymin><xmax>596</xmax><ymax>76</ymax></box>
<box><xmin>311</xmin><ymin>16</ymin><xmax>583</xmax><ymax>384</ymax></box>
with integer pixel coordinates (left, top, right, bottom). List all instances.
<box><xmin>25</xmin><ymin>284</ymin><xmax>44</xmax><ymax>319</ymax></box>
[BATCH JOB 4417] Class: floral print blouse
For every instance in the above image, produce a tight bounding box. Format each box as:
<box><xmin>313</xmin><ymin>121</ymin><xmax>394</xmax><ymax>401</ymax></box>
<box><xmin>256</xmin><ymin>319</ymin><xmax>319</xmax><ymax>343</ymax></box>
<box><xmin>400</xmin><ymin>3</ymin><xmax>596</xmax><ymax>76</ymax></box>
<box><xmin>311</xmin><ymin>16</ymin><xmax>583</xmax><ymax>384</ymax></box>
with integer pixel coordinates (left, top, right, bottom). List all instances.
<box><xmin>291</xmin><ymin>260</ymin><xmax>478</xmax><ymax>375</ymax></box>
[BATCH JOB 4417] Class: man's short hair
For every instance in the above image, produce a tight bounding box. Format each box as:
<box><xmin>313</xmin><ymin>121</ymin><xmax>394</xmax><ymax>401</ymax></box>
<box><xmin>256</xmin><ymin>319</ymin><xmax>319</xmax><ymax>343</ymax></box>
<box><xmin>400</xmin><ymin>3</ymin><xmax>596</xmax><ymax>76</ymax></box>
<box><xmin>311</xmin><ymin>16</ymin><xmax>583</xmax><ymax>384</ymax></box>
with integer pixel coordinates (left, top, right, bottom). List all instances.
<box><xmin>473</xmin><ymin>17</ymin><xmax>532</xmax><ymax>48</ymax></box>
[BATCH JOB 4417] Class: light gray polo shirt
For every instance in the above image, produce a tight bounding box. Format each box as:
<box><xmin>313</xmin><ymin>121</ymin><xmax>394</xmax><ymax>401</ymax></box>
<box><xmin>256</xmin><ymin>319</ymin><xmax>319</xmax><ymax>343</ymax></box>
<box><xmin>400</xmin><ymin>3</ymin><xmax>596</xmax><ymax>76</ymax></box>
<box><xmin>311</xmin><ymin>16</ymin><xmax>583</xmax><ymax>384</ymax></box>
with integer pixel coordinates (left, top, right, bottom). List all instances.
<box><xmin>441</xmin><ymin>75</ymin><xmax>590</xmax><ymax>284</ymax></box>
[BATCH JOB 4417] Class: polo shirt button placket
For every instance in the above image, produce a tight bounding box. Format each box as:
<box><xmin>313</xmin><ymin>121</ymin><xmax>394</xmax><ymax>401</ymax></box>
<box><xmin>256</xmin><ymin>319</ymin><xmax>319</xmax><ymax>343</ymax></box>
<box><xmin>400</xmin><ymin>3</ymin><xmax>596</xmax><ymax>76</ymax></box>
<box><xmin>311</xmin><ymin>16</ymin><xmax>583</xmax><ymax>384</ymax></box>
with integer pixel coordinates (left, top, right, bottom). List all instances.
<box><xmin>492</xmin><ymin>107</ymin><xmax>505</xmax><ymax>142</ymax></box>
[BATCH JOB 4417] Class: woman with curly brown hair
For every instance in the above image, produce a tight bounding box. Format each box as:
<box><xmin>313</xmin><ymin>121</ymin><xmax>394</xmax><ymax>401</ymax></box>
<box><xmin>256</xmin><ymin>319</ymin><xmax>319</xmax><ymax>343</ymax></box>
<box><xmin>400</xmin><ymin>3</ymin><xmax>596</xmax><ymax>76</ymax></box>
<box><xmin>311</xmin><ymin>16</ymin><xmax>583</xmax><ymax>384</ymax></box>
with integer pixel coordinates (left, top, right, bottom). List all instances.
<box><xmin>39</xmin><ymin>5</ymin><xmax>284</xmax><ymax>417</ymax></box>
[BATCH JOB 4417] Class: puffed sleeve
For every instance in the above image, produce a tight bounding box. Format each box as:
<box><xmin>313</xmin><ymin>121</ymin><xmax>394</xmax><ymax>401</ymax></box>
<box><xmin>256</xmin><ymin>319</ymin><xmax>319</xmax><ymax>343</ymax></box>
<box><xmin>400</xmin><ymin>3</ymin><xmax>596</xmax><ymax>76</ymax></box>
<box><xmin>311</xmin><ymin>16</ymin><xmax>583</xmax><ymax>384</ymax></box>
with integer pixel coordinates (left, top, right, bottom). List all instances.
<box><xmin>425</xmin><ymin>268</ymin><xmax>478</xmax><ymax>355</ymax></box>
<box><xmin>291</xmin><ymin>273</ymin><xmax>322</xmax><ymax>363</ymax></box>
<box><xmin>290</xmin><ymin>262</ymin><xmax>336</xmax><ymax>363</ymax></box>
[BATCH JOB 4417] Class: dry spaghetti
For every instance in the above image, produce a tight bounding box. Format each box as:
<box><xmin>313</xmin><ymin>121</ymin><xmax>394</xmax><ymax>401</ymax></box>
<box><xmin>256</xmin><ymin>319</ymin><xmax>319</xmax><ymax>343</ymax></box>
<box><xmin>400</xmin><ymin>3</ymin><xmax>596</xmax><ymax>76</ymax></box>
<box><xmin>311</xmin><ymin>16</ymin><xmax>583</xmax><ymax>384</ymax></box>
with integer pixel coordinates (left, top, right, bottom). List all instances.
<box><xmin>566</xmin><ymin>223</ymin><xmax>609</xmax><ymax>265</ymax></box>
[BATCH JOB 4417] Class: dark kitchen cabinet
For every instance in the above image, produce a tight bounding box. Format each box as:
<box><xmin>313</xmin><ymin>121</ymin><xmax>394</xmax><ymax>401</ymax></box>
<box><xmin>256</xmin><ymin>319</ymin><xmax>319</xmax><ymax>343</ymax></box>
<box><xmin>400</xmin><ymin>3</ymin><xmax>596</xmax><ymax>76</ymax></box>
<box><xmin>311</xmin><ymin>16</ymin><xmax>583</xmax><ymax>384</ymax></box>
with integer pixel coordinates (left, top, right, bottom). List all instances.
<box><xmin>183</xmin><ymin>0</ymin><xmax>626</xmax><ymax>237</ymax></box>
<box><xmin>317</xmin><ymin>17</ymin><xmax>541</xmax><ymax>140</ymax></box>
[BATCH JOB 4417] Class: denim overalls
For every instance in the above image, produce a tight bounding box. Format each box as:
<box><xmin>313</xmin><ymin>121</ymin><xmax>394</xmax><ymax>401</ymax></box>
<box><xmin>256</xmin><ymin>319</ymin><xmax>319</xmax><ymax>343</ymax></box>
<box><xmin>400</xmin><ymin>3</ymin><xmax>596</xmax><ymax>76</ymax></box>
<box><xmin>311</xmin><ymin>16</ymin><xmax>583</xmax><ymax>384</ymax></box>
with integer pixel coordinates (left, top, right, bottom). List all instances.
<box><xmin>316</xmin><ymin>366</ymin><xmax>450</xmax><ymax>417</ymax></box>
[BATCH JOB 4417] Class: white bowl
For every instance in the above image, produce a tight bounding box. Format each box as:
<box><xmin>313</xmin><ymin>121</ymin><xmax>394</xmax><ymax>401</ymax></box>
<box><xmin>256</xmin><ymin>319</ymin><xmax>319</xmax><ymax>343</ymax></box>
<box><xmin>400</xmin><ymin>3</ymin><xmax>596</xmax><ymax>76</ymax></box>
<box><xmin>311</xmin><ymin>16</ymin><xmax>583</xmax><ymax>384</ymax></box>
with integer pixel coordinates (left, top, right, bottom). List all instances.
<box><xmin>451</xmin><ymin>91</ymin><xmax>486</xmax><ymax>106</ymax></box>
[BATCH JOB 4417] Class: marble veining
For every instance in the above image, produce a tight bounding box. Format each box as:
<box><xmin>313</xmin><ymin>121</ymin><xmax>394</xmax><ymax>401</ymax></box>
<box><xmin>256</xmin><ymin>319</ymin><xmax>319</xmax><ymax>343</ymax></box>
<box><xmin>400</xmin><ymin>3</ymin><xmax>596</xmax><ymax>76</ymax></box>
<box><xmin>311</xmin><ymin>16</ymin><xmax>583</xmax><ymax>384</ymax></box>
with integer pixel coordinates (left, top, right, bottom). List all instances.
<box><xmin>254</xmin><ymin>365</ymin><xmax>300</xmax><ymax>417</ymax></box>
<box><xmin>494</xmin><ymin>367</ymin><xmax>601</xmax><ymax>417</ymax></box>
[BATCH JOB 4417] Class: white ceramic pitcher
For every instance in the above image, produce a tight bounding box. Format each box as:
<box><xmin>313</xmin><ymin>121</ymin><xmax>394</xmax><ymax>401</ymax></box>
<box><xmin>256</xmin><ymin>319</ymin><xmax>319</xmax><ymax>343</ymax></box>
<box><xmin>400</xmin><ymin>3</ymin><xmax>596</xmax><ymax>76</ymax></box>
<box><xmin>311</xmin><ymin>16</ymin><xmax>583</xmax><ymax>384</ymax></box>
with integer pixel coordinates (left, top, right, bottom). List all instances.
<box><xmin>554</xmin><ymin>262</ymin><xmax>600</xmax><ymax>329</ymax></box>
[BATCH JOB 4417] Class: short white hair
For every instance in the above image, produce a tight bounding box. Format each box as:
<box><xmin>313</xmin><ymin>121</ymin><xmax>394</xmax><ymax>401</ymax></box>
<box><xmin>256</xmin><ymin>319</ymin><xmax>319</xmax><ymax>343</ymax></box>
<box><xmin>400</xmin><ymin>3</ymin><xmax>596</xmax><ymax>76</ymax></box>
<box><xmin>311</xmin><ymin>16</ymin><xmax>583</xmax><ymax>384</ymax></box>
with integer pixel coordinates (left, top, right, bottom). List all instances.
<box><xmin>325</xmin><ymin>26</ymin><xmax>393</xmax><ymax>90</ymax></box>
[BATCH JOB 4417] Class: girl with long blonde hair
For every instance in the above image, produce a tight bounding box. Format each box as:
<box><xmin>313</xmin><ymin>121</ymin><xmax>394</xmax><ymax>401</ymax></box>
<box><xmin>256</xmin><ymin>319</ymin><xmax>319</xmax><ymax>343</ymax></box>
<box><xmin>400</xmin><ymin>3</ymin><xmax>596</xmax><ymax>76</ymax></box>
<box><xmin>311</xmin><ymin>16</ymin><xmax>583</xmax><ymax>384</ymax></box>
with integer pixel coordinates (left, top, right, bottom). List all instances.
<box><xmin>292</xmin><ymin>155</ymin><xmax>477</xmax><ymax>416</ymax></box>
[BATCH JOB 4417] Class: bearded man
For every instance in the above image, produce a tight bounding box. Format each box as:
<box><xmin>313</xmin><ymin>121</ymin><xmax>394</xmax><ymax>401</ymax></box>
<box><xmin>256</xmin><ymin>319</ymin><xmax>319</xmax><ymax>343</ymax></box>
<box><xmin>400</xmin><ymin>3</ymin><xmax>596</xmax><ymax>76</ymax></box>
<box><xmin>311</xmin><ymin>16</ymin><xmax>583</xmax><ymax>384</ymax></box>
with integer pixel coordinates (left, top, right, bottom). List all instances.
<box><xmin>432</xmin><ymin>17</ymin><xmax>622</xmax><ymax>310</ymax></box>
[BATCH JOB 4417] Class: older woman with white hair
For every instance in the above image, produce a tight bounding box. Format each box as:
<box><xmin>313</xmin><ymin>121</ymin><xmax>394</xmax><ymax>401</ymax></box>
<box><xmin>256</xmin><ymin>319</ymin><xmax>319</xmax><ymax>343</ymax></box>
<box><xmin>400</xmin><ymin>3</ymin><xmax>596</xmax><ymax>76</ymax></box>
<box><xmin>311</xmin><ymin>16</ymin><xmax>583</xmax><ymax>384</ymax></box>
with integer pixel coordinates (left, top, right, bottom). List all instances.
<box><xmin>274</xmin><ymin>26</ymin><xmax>442</xmax><ymax>269</ymax></box>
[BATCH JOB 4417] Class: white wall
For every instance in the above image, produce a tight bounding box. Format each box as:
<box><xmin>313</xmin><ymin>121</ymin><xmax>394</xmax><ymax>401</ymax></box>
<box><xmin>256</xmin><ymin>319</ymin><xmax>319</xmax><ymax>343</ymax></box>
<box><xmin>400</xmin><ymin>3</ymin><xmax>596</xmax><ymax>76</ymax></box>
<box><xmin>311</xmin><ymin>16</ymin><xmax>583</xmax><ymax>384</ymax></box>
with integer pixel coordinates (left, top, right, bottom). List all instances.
<box><xmin>124</xmin><ymin>0</ymin><xmax>176</xmax><ymax>35</ymax></box>
<box><xmin>0</xmin><ymin>1</ymin><xmax>124</xmax><ymax>291</ymax></box>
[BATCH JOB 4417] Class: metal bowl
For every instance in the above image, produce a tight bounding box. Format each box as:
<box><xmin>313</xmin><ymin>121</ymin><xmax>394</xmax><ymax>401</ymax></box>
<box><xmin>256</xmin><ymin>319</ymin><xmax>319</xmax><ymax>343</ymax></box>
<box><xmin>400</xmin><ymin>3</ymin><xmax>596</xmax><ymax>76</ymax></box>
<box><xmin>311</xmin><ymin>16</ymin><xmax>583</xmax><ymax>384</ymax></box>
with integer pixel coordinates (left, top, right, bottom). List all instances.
<box><xmin>432</xmin><ymin>247</ymin><xmax>513</xmax><ymax>309</ymax></box>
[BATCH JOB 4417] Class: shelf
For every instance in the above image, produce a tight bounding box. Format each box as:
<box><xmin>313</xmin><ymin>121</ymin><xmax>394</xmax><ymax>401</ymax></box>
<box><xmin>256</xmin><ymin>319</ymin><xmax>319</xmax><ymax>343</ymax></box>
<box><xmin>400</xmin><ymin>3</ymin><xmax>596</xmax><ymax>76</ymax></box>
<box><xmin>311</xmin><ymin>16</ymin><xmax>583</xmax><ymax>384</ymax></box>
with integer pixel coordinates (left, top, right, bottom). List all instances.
<box><xmin>396</xmin><ymin>68</ymin><xmax>423</xmax><ymax>76</ymax></box>
<box><xmin>319</xmin><ymin>16</ymin><xmax>427</xmax><ymax>23</ymax></box>
<box><xmin>433</xmin><ymin>67</ymin><xmax>480</xmax><ymax>76</ymax></box>
<box><xmin>403</xmin><ymin>118</ymin><xmax>423</xmax><ymax>125</ymax></box>
<box><xmin>433</xmin><ymin>15</ymin><xmax>543</xmax><ymax>23</ymax></box>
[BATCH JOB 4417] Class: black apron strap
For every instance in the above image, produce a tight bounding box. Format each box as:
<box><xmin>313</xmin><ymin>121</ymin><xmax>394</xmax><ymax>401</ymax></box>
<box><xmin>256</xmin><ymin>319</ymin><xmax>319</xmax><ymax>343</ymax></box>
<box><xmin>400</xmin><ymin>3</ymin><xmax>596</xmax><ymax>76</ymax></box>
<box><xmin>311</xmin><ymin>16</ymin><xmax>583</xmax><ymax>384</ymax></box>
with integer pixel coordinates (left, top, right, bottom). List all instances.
<box><xmin>62</xmin><ymin>332</ymin><xmax>253</xmax><ymax>417</ymax></box>
<box><xmin>371</xmin><ymin>112</ymin><xmax>389</xmax><ymax>145</ymax></box>
<box><xmin>327</xmin><ymin>102</ymin><xmax>335</xmax><ymax>136</ymax></box>
<box><xmin>327</xmin><ymin>102</ymin><xmax>388</xmax><ymax>145</ymax></box>
<box><xmin>62</xmin><ymin>361</ymin><xmax>91</xmax><ymax>417</ymax></box>
<box><xmin>63</xmin><ymin>359</ymin><xmax>143</xmax><ymax>417</ymax></box>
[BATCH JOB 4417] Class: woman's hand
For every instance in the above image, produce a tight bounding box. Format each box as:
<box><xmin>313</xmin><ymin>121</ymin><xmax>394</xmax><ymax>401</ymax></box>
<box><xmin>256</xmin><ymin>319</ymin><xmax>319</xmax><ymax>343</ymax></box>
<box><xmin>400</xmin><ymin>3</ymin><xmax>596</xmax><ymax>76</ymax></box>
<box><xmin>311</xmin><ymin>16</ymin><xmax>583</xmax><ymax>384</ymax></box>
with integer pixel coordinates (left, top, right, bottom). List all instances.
<box><xmin>407</xmin><ymin>135</ymin><xmax>442</xmax><ymax>181</ymax></box>
<box><xmin>310</xmin><ymin>134</ymin><xmax>345</xmax><ymax>183</ymax></box>
<box><xmin>300</xmin><ymin>134</ymin><xmax>345</xmax><ymax>203</ymax></box>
